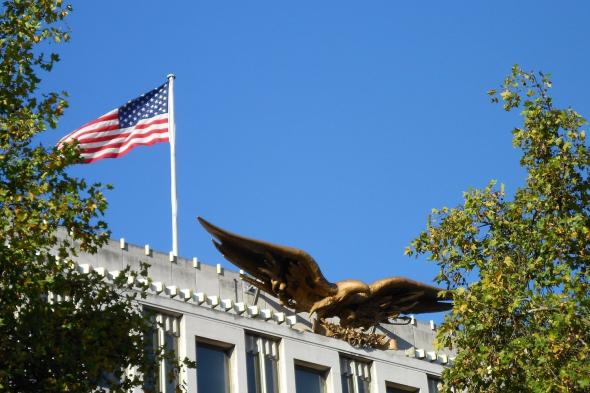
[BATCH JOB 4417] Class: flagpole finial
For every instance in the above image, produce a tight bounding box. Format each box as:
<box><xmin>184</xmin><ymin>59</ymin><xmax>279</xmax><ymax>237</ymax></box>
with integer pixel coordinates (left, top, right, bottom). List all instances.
<box><xmin>167</xmin><ymin>73</ymin><xmax>176</xmax><ymax>80</ymax></box>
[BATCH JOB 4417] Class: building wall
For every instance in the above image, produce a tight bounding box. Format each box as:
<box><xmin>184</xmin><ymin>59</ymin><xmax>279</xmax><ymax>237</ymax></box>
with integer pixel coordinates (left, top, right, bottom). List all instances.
<box><xmin>70</xmin><ymin>236</ymin><xmax>451</xmax><ymax>392</ymax></box>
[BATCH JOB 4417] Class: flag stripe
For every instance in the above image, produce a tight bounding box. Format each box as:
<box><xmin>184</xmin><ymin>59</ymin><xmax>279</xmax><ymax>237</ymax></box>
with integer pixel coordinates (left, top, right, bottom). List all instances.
<box><xmin>79</xmin><ymin>127</ymin><xmax>169</xmax><ymax>152</ymax></box>
<box><xmin>64</xmin><ymin>121</ymin><xmax>121</xmax><ymax>142</ymax></box>
<box><xmin>57</xmin><ymin>110</ymin><xmax>119</xmax><ymax>144</ymax></box>
<box><xmin>74</xmin><ymin>116</ymin><xmax>168</xmax><ymax>144</ymax></box>
<box><xmin>74</xmin><ymin>110</ymin><xmax>118</xmax><ymax>131</ymax></box>
<box><xmin>76</xmin><ymin>125</ymin><xmax>166</xmax><ymax>146</ymax></box>
<box><xmin>81</xmin><ymin>135</ymin><xmax>170</xmax><ymax>163</ymax></box>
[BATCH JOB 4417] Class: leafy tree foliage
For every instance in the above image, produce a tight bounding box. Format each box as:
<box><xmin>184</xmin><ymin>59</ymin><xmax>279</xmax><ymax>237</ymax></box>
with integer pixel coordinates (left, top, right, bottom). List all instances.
<box><xmin>0</xmin><ymin>1</ymin><xmax>189</xmax><ymax>391</ymax></box>
<box><xmin>409</xmin><ymin>66</ymin><xmax>590</xmax><ymax>392</ymax></box>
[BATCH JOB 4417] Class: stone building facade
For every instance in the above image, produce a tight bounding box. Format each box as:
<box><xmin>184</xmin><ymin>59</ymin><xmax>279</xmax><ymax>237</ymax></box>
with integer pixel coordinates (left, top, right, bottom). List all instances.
<box><xmin>71</xmin><ymin>236</ymin><xmax>451</xmax><ymax>393</ymax></box>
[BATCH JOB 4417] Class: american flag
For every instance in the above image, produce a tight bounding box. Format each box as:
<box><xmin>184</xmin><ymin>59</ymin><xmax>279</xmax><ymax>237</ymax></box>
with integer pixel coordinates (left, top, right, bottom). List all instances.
<box><xmin>58</xmin><ymin>82</ymin><xmax>170</xmax><ymax>163</ymax></box>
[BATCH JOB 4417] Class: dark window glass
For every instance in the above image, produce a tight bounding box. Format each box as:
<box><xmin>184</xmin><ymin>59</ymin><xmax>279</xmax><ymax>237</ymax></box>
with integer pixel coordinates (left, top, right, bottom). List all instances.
<box><xmin>295</xmin><ymin>366</ymin><xmax>325</xmax><ymax>393</ymax></box>
<box><xmin>197</xmin><ymin>343</ymin><xmax>230</xmax><ymax>393</ymax></box>
<box><xmin>163</xmin><ymin>332</ymin><xmax>178</xmax><ymax>392</ymax></box>
<box><xmin>247</xmin><ymin>352</ymin><xmax>262</xmax><ymax>393</ymax></box>
<box><xmin>264</xmin><ymin>356</ymin><xmax>279</xmax><ymax>393</ymax></box>
<box><xmin>97</xmin><ymin>370</ymin><xmax>119</xmax><ymax>390</ymax></box>
<box><xmin>427</xmin><ymin>377</ymin><xmax>442</xmax><ymax>393</ymax></box>
<box><xmin>143</xmin><ymin>310</ymin><xmax>180</xmax><ymax>393</ymax></box>
<box><xmin>341</xmin><ymin>374</ymin><xmax>353</xmax><ymax>393</ymax></box>
<box><xmin>386</xmin><ymin>386</ymin><xmax>418</xmax><ymax>393</ymax></box>
<box><xmin>357</xmin><ymin>377</ymin><xmax>370</xmax><ymax>393</ymax></box>
<box><xmin>340</xmin><ymin>357</ymin><xmax>371</xmax><ymax>393</ymax></box>
<box><xmin>245</xmin><ymin>334</ymin><xmax>279</xmax><ymax>393</ymax></box>
<box><xmin>143</xmin><ymin>319</ymin><xmax>159</xmax><ymax>392</ymax></box>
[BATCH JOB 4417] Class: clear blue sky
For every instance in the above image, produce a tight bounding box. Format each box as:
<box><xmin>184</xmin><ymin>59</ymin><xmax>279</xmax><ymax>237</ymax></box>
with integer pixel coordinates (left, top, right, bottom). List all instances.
<box><xmin>40</xmin><ymin>1</ymin><xmax>590</xmax><ymax>321</ymax></box>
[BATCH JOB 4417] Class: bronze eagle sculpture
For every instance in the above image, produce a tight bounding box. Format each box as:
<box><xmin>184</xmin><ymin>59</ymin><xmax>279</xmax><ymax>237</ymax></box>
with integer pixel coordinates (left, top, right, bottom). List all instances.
<box><xmin>198</xmin><ymin>217</ymin><xmax>452</xmax><ymax>341</ymax></box>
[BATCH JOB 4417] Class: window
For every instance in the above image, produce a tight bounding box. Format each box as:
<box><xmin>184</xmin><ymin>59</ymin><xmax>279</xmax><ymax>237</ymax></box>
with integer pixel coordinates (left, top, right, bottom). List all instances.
<box><xmin>246</xmin><ymin>334</ymin><xmax>280</xmax><ymax>393</ymax></box>
<box><xmin>427</xmin><ymin>376</ymin><xmax>442</xmax><ymax>393</ymax></box>
<box><xmin>196</xmin><ymin>341</ymin><xmax>231</xmax><ymax>393</ymax></box>
<box><xmin>340</xmin><ymin>357</ymin><xmax>371</xmax><ymax>393</ymax></box>
<box><xmin>144</xmin><ymin>310</ymin><xmax>181</xmax><ymax>393</ymax></box>
<box><xmin>295</xmin><ymin>365</ymin><xmax>326</xmax><ymax>393</ymax></box>
<box><xmin>385</xmin><ymin>383</ymin><xmax>419</xmax><ymax>393</ymax></box>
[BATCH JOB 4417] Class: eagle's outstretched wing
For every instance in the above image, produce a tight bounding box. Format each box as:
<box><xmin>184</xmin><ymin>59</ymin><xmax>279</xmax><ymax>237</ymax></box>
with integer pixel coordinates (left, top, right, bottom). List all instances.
<box><xmin>338</xmin><ymin>277</ymin><xmax>452</xmax><ymax>328</ymax></box>
<box><xmin>198</xmin><ymin>217</ymin><xmax>336</xmax><ymax>312</ymax></box>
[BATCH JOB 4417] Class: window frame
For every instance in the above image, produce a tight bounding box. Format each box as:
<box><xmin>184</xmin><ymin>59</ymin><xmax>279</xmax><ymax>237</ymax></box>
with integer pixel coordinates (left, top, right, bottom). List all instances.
<box><xmin>427</xmin><ymin>375</ymin><xmax>443</xmax><ymax>393</ymax></box>
<box><xmin>195</xmin><ymin>338</ymin><xmax>234</xmax><ymax>393</ymax></box>
<box><xmin>143</xmin><ymin>308</ymin><xmax>181</xmax><ymax>393</ymax></box>
<box><xmin>245</xmin><ymin>333</ymin><xmax>280</xmax><ymax>393</ymax></box>
<box><xmin>340</xmin><ymin>356</ymin><xmax>372</xmax><ymax>393</ymax></box>
<box><xmin>385</xmin><ymin>382</ymin><xmax>420</xmax><ymax>393</ymax></box>
<box><xmin>294</xmin><ymin>360</ymin><xmax>328</xmax><ymax>393</ymax></box>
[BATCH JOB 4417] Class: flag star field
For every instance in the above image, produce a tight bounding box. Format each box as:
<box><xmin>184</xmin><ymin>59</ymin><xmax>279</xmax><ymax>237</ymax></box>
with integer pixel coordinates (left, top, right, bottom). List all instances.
<box><xmin>119</xmin><ymin>83</ymin><xmax>168</xmax><ymax>128</ymax></box>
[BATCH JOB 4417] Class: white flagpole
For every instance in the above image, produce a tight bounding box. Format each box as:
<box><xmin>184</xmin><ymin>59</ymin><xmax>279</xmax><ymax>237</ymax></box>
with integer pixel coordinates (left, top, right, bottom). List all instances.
<box><xmin>167</xmin><ymin>73</ymin><xmax>178</xmax><ymax>257</ymax></box>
